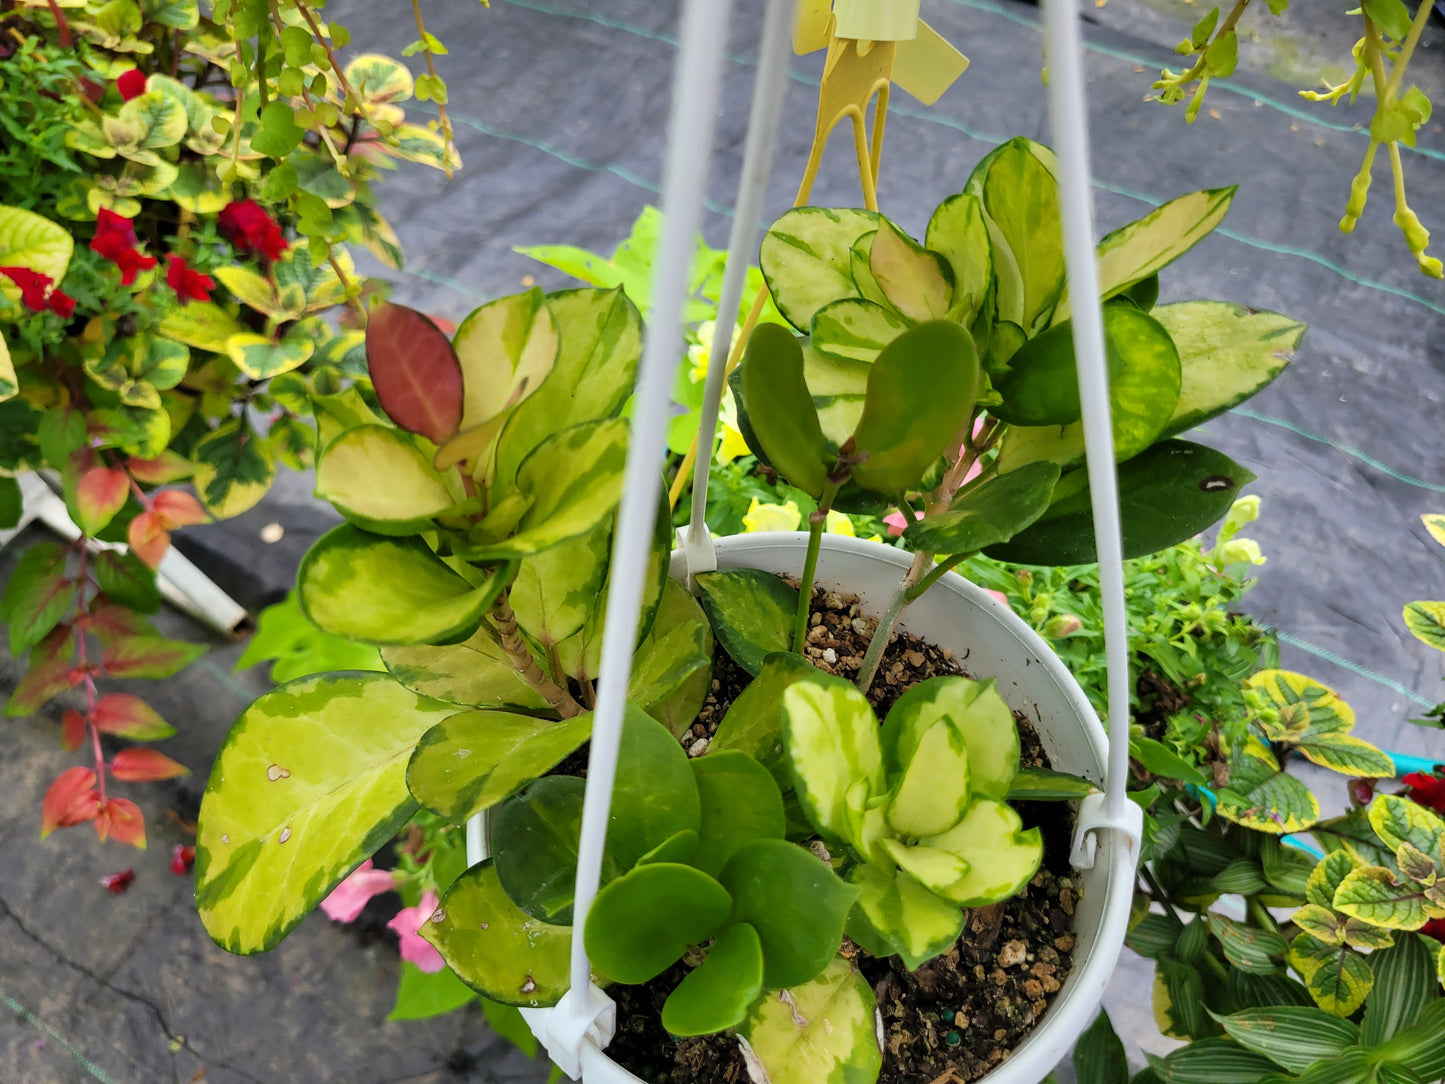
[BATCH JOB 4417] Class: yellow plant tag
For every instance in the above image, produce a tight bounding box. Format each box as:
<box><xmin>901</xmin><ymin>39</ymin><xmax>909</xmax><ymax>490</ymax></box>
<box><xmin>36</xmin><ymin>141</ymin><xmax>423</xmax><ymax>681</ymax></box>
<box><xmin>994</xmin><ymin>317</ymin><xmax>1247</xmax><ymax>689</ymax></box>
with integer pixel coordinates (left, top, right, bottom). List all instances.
<box><xmin>833</xmin><ymin>0</ymin><xmax>921</xmax><ymax>42</ymax></box>
<box><xmin>793</xmin><ymin>0</ymin><xmax>834</xmax><ymax>54</ymax></box>
<box><xmin>892</xmin><ymin>21</ymin><xmax>969</xmax><ymax>104</ymax></box>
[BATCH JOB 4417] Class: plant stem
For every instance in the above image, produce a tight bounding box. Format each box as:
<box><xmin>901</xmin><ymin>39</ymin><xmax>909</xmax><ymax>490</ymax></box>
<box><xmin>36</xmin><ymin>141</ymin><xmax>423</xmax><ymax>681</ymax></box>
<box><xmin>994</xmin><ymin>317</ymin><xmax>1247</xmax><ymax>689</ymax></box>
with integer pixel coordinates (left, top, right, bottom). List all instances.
<box><xmin>493</xmin><ymin>592</ymin><xmax>582</xmax><ymax>718</ymax></box>
<box><xmin>905</xmin><ymin>551</ymin><xmax>968</xmax><ymax>602</ymax></box>
<box><xmin>855</xmin><ymin>548</ymin><xmax>931</xmax><ymax>694</ymax></box>
<box><xmin>409</xmin><ymin>0</ymin><xmax>455</xmax><ymax>179</ymax></box>
<box><xmin>1247</xmin><ymin>895</ymin><xmax>1279</xmax><ymax>934</ymax></box>
<box><xmin>1385</xmin><ymin>0</ymin><xmax>1436</xmax><ymax>100</ymax></box>
<box><xmin>791</xmin><ymin>479</ymin><xmax>841</xmax><ymax>653</ymax></box>
<box><xmin>296</xmin><ymin>0</ymin><xmax>362</xmax><ymax>116</ymax></box>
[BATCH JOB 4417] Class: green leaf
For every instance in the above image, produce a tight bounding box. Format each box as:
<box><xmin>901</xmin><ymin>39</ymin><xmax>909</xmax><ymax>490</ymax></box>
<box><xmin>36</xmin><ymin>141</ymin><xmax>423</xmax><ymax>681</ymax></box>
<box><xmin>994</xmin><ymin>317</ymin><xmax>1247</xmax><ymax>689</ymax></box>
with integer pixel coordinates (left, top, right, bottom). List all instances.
<box><xmin>1289</xmin><ymin>932</ymin><xmax>1374</xmax><ymax>1015</ymax></box>
<box><xmin>584</xmin><ymin>863</ymin><xmax>732</xmax><ymax>983</ymax></box>
<box><xmin>970</xmin><ymin>138</ymin><xmax>1064</xmax><ymax>332</ymax></box>
<box><xmin>1203</xmin><ymin>1007</ymin><xmax>1360</xmax><ymax>1073</ymax></box>
<box><xmin>923</xmin><ymin>191</ymin><xmax>992</xmax><ymax>325</ymax></box>
<box><xmin>882</xmin><ymin>675</ymin><xmax>1020</xmax><ymax>800</ymax></box>
<box><xmin>195</xmin><ymin>673</ymin><xmax>455</xmax><ymax>953</ymax></box>
<box><xmin>920</xmin><ymin>799</ymin><xmax>1043</xmax><ymax>906</ymax></box>
<box><xmin>1205</xmin><ymin>913</ymin><xmax>1287</xmax><ymax>974</ymax></box>
<box><xmin>782</xmin><ymin>670</ymin><xmax>885</xmax><ymax>843</ymax></box>
<box><xmin>1127</xmin><ymin>912</ymin><xmax>1183</xmax><ymax>960</ymax></box>
<box><xmin>469</xmin><ymin>419</ymin><xmax>627</xmax><ymax>559</ymax></box>
<box><xmin>850</xmin><ymin>320</ymin><xmax>980</xmax><ymax>494</ymax></box>
<box><xmin>1074</xmin><ymin>1010</ymin><xmax>1130</xmax><ymax>1084</ymax></box>
<box><xmin>1334</xmin><ymin>866</ymin><xmax>1442</xmax><ymax>931</ymax></box>
<box><xmin>422</xmin><ymin>860</ymin><xmax>572</xmax><ymax>1007</ymax></box>
<box><xmin>388</xmin><ymin>963</ymin><xmax>476</xmax><ymax>1021</ymax></box>
<box><xmin>1361</xmin><ymin>934</ymin><xmax>1437</xmax><ymax>1045</ymax></box>
<box><xmin>759</xmin><ymin>207</ymin><xmax>878</xmax><ymax>331</ymax></box>
<box><xmin>691</xmin><ymin>751</ymin><xmax>786</xmax><ymax>877</ymax></box>
<box><xmin>4</xmin><ymin>542</ymin><xmax>73</xmax><ymax>654</ymax></box>
<box><xmin>739</xmin><ymin>323</ymin><xmax>830</xmax><ymax>496</ymax></box>
<box><xmin>1369</xmin><ymin>794</ymin><xmax>1445</xmax><ymax>857</ymax></box>
<box><xmin>1152</xmin><ymin>1038</ymin><xmax>1281</xmax><ymax>1083</ymax></box>
<box><xmin>719</xmin><ymin>838</ymin><xmax>857</xmax><ymax>988</ymax></box>
<box><xmin>1131</xmin><ymin>735</ymin><xmax>1208</xmax><ymax>786</ymax></box>
<box><xmin>1009</xmin><ymin>767</ymin><xmax>1099</xmax><ymax>800</ymax></box>
<box><xmin>406</xmin><ymin>710</ymin><xmax>591</xmax><ymax>822</ymax></box>
<box><xmin>1154</xmin><ymin>301</ymin><xmax>1302</xmax><ymax>437</ymax></box>
<box><xmin>1363</xmin><ymin>0</ymin><xmax>1413</xmax><ymax>39</ymax></box>
<box><xmin>158</xmin><ymin>302</ymin><xmax>248</xmax><ymax>352</ymax></box>
<box><xmin>0</xmin><ymin>204</ymin><xmax>73</xmax><ymax>291</ymax></box>
<box><xmin>1375</xmin><ymin>999</ymin><xmax>1445</xmax><ymax>1080</ymax></box>
<box><xmin>492</xmin><ymin>776</ymin><xmax>594</xmax><ymax>924</ymax></box>
<box><xmin>809</xmin><ymin>298</ymin><xmax>910</xmax><ymax>364</ymax></box>
<box><xmin>1404</xmin><ymin>602</ymin><xmax>1445</xmax><ymax>651</ymax></box>
<box><xmin>903</xmin><ymin>461</ymin><xmax>1060</xmax><ymax>556</ymax></box>
<box><xmin>661</xmin><ymin>922</ymin><xmax>764</xmax><ymax>1037</ymax></box>
<box><xmin>381</xmin><ymin>624</ymin><xmax>548</xmax><ymax>711</ymax></box>
<box><xmin>988</xmin><ymin>440</ymin><xmax>1256</xmax><ymax>566</ymax></box>
<box><xmin>848</xmin><ymin>863</ymin><xmax>965</xmax><ymax>969</ymax></box>
<box><xmin>92</xmin><ymin>550</ymin><xmax>162</xmax><ymax>613</ymax></box>
<box><xmin>315</xmin><ymin>426</ymin><xmax>455</xmax><ymax>535</ymax></box>
<box><xmin>0</xmin><ymin>476</ymin><xmax>19</xmax><ymax>530</ymax></box>
<box><xmin>192</xmin><ymin>419</ymin><xmax>275</xmax><ymax>519</ymax></box>
<box><xmin>868</xmin><ymin>216</ymin><xmax>952</xmax><ymax>322</ymax></box>
<box><xmin>737</xmin><ymin>956</ymin><xmax>882</xmax><ymax>1084</ymax></box>
<box><xmin>709</xmin><ymin>651</ymin><xmax>816</xmax><ymax>786</ymax></box>
<box><xmin>694</xmin><ymin>568</ymin><xmax>797</xmax><ymax>676</ymax></box>
<box><xmin>452</xmin><ymin>288</ymin><xmax>557</xmax><ymax>432</ymax></box>
<box><xmin>510</xmin><ymin>522</ymin><xmax>609</xmax><ymax>648</ymax></box>
<box><xmin>630</xmin><ymin>578</ymin><xmax>712</xmax><ymax>736</ymax></box>
<box><xmin>606</xmin><ymin>706</ymin><xmax>702</xmax><ymax>869</ymax></box>
<box><xmin>298</xmin><ymin>525</ymin><xmax>507</xmax><ymax>645</ymax></box>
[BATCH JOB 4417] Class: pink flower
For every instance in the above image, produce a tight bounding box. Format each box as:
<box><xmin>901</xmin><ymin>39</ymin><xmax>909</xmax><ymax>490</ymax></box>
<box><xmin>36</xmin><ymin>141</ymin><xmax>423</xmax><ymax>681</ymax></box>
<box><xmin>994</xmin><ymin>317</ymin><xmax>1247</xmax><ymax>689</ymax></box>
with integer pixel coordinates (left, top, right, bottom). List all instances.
<box><xmin>387</xmin><ymin>889</ymin><xmax>445</xmax><ymax>972</ymax></box>
<box><xmin>884</xmin><ymin>509</ymin><xmax>924</xmax><ymax>537</ymax></box>
<box><xmin>320</xmin><ymin>858</ymin><xmax>396</xmax><ymax>923</ymax></box>
<box><xmin>984</xmin><ymin>589</ymin><xmax>1010</xmax><ymax>608</ymax></box>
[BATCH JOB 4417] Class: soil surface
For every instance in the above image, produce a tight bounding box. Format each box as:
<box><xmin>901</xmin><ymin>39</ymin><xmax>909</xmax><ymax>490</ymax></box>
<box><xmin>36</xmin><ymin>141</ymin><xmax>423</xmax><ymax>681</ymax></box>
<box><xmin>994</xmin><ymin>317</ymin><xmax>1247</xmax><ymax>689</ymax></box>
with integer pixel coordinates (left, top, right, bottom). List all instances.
<box><xmin>608</xmin><ymin>585</ymin><xmax>1077</xmax><ymax>1084</ymax></box>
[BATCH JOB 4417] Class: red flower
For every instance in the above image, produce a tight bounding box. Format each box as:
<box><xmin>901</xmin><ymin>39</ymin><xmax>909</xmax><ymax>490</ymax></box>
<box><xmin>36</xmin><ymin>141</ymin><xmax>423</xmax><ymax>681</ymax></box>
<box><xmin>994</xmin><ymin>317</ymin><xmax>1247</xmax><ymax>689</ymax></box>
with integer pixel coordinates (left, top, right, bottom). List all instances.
<box><xmin>170</xmin><ymin>844</ymin><xmax>196</xmax><ymax>875</ymax></box>
<box><xmin>114</xmin><ymin>247</ymin><xmax>158</xmax><ymax>287</ymax></box>
<box><xmin>1402</xmin><ymin>770</ymin><xmax>1445</xmax><ymax>814</ymax></box>
<box><xmin>0</xmin><ymin>265</ymin><xmax>54</xmax><ymax>312</ymax></box>
<box><xmin>116</xmin><ymin>69</ymin><xmax>147</xmax><ymax>101</ymax></box>
<box><xmin>47</xmin><ymin>288</ymin><xmax>76</xmax><ymax>319</ymax></box>
<box><xmin>100</xmin><ymin>869</ymin><xmax>136</xmax><ymax>894</ymax></box>
<box><xmin>165</xmin><ymin>255</ymin><xmax>214</xmax><ymax>304</ymax></box>
<box><xmin>218</xmin><ymin>199</ymin><xmax>288</xmax><ymax>261</ymax></box>
<box><xmin>91</xmin><ymin>209</ymin><xmax>157</xmax><ymax>285</ymax></box>
<box><xmin>1423</xmin><ymin>917</ymin><xmax>1445</xmax><ymax>943</ymax></box>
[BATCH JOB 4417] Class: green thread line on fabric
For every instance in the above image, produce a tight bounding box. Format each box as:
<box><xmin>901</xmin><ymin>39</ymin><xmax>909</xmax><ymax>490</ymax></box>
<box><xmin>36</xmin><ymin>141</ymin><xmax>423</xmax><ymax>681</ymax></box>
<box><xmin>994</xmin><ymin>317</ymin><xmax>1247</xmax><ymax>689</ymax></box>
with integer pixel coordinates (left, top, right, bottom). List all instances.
<box><xmin>1230</xmin><ymin>407</ymin><xmax>1445</xmax><ymax>493</ymax></box>
<box><xmin>943</xmin><ymin>0</ymin><xmax>1445</xmax><ymax>164</ymax></box>
<box><xmin>1276</xmin><ymin>632</ymin><xmax>1435</xmax><ymax>707</ymax></box>
<box><xmin>0</xmin><ymin>988</ymin><xmax>119</xmax><ymax>1083</ymax></box>
<box><xmin>199</xmin><ymin>658</ymin><xmax>267</xmax><ymax>702</ymax></box>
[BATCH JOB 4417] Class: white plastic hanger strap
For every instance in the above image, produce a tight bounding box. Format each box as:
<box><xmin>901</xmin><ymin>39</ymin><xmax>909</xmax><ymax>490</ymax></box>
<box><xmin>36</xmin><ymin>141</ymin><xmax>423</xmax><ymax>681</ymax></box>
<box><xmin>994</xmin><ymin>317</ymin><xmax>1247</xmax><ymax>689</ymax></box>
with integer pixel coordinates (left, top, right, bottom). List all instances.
<box><xmin>684</xmin><ymin>0</ymin><xmax>800</xmax><ymax>580</ymax></box>
<box><xmin>1041</xmin><ymin>0</ymin><xmax>1140</xmax><ymax>864</ymax></box>
<box><xmin>550</xmin><ymin>0</ymin><xmax>736</xmax><ymax>1078</ymax></box>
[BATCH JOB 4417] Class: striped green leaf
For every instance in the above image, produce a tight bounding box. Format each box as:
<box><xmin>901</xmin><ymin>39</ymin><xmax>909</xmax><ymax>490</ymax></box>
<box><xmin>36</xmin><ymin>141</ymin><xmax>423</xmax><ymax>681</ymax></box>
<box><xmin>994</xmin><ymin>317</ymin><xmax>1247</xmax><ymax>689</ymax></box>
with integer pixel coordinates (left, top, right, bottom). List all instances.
<box><xmin>1377</xmin><ymin>999</ymin><xmax>1445</xmax><ymax>1080</ymax></box>
<box><xmin>1205</xmin><ymin>913</ymin><xmax>1287</xmax><ymax>974</ymax></box>
<box><xmin>738</xmin><ymin>956</ymin><xmax>882</xmax><ymax>1084</ymax></box>
<box><xmin>1155</xmin><ymin>301</ymin><xmax>1301</xmax><ymax>438</ymax></box>
<box><xmin>868</xmin><ymin>216</ymin><xmax>952</xmax><ymax>322</ymax></box>
<box><xmin>1074</xmin><ymin>1009</ymin><xmax>1129</xmax><ymax>1084</ymax></box>
<box><xmin>196</xmin><ymin>673</ymin><xmax>455</xmax><ymax>953</ymax></box>
<box><xmin>422</xmin><ymin>859</ymin><xmax>572</xmax><ymax>1007</ymax></box>
<box><xmin>1288</xmin><ymin>931</ymin><xmax>1373</xmax><ymax>1015</ymax></box>
<box><xmin>299</xmin><ymin>525</ymin><xmax>509</xmax><ymax>645</ymax></box>
<box><xmin>810</xmin><ymin>298</ymin><xmax>910</xmax><ymax>364</ymax></box>
<box><xmin>1153</xmin><ymin>957</ymin><xmax>1210</xmax><ymax>1039</ymax></box>
<box><xmin>1404</xmin><ymin>601</ymin><xmax>1445</xmax><ymax>651</ymax></box>
<box><xmin>1213</xmin><ymin>1007</ymin><xmax>1357</xmax><ymax>1073</ymax></box>
<box><xmin>695</xmin><ymin>568</ymin><xmax>797</xmax><ymax>676</ymax></box>
<box><xmin>381</xmin><ymin>623</ymin><xmax>549</xmax><ymax>712</ymax></box>
<box><xmin>782</xmin><ymin>671</ymin><xmax>885</xmax><ymax>843</ymax></box>
<box><xmin>1362</xmin><ymin>934</ymin><xmax>1438</xmax><ymax>1045</ymax></box>
<box><xmin>315</xmin><ymin>425</ymin><xmax>456</xmax><ymax>535</ymax></box>
<box><xmin>1126</xmin><ymin>912</ymin><xmax>1183</xmax><ymax>960</ymax></box>
<box><xmin>760</xmin><ymin>207</ymin><xmax>878</xmax><ymax>331</ymax></box>
<box><xmin>1151</xmin><ymin>1037</ymin><xmax>1279</xmax><ymax>1082</ymax></box>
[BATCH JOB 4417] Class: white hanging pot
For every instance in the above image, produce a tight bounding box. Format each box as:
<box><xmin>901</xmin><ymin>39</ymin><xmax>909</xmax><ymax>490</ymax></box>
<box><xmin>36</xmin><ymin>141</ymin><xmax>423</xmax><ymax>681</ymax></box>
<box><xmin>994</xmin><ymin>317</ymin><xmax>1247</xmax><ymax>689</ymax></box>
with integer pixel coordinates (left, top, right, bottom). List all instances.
<box><xmin>472</xmin><ymin>532</ymin><xmax>1134</xmax><ymax>1084</ymax></box>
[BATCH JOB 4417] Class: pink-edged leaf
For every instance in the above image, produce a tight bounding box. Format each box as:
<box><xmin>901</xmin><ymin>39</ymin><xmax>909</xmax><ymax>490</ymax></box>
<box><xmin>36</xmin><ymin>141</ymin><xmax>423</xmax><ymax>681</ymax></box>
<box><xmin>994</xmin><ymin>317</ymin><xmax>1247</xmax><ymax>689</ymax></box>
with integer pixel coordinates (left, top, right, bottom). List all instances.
<box><xmin>152</xmin><ymin>489</ymin><xmax>209</xmax><ymax>529</ymax></box>
<box><xmin>61</xmin><ymin>708</ymin><xmax>87</xmax><ymax>752</ymax></box>
<box><xmin>41</xmin><ymin>766</ymin><xmax>100</xmax><ymax>837</ymax></box>
<box><xmin>85</xmin><ymin>603</ymin><xmax>155</xmax><ymax>645</ymax></box>
<box><xmin>127</xmin><ymin>511</ymin><xmax>170</xmax><ymax>569</ymax></box>
<box><xmin>95</xmin><ymin>797</ymin><xmax>146</xmax><ymax>848</ymax></box>
<box><xmin>5</xmin><ymin>628</ymin><xmax>78</xmax><ymax>716</ymax></box>
<box><xmin>102</xmin><ymin>634</ymin><xmax>206</xmax><ymax>679</ymax></box>
<box><xmin>366</xmin><ymin>300</ymin><xmax>464</xmax><ymax>444</ymax></box>
<box><xmin>76</xmin><ymin>467</ymin><xmax>130</xmax><ymax>535</ymax></box>
<box><xmin>111</xmin><ymin>747</ymin><xmax>189</xmax><ymax>782</ymax></box>
<box><xmin>91</xmin><ymin>693</ymin><xmax>176</xmax><ymax>739</ymax></box>
<box><xmin>127</xmin><ymin>452</ymin><xmax>192</xmax><ymax>484</ymax></box>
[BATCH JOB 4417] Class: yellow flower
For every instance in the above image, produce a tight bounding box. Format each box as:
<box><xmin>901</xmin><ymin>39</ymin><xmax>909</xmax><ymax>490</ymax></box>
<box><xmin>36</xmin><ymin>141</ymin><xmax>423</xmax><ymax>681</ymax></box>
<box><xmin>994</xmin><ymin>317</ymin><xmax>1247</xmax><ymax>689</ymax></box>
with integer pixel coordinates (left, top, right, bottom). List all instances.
<box><xmin>714</xmin><ymin>387</ymin><xmax>750</xmax><ymax>464</ymax></box>
<box><xmin>687</xmin><ymin>321</ymin><xmax>716</xmax><ymax>384</ymax></box>
<box><xmin>743</xmin><ymin>498</ymin><xmax>802</xmax><ymax>533</ymax></box>
<box><xmin>825</xmin><ymin>510</ymin><xmax>855</xmax><ymax>537</ymax></box>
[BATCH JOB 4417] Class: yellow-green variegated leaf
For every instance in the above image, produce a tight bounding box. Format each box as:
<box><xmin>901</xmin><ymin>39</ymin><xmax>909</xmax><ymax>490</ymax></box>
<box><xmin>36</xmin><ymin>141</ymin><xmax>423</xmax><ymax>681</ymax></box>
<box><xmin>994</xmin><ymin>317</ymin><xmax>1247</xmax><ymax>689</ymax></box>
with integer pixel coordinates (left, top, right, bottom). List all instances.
<box><xmin>1368</xmin><ymin>794</ymin><xmax>1445</xmax><ymax>857</ymax></box>
<box><xmin>469</xmin><ymin>419</ymin><xmax>626</xmax><ymax>559</ymax></box>
<box><xmin>1438</xmin><ymin>941</ymin><xmax>1445</xmax><ymax>990</ymax></box>
<box><xmin>225</xmin><ymin>331</ymin><xmax>314</xmax><ymax>379</ymax></box>
<box><xmin>0</xmin><ymin>329</ymin><xmax>15</xmax><ymax>400</ymax></box>
<box><xmin>159</xmin><ymin>302</ymin><xmax>249</xmax><ymax>352</ymax></box>
<box><xmin>921</xmin><ymin>798</ymin><xmax>1042</xmax><ymax>906</ymax></box>
<box><xmin>878</xmin><ymin>839</ymin><xmax>969</xmax><ymax>892</ymax></box>
<box><xmin>407</xmin><ymin>709</ymin><xmax>593</xmax><ymax>821</ymax></box>
<box><xmin>422</xmin><ymin>860</ymin><xmax>572</xmax><ymax>1007</ymax></box>
<box><xmin>0</xmin><ymin>205</ymin><xmax>74</xmax><ymax>299</ymax></box>
<box><xmin>1155</xmin><ymin>301</ymin><xmax>1302</xmax><ymax>437</ymax></box>
<box><xmin>1404</xmin><ymin>601</ymin><xmax>1445</xmax><ymax>651</ymax></box>
<box><xmin>344</xmin><ymin>54</ymin><xmax>415</xmax><ymax>105</ymax></box>
<box><xmin>782</xmin><ymin>672</ymin><xmax>885</xmax><ymax>843</ymax></box>
<box><xmin>214</xmin><ymin>265</ymin><xmax>285</xmax><ymax>317</ymax></box>
<box><xmin>1246</xmin><ymin>669</ymin><xmax>1393</xmax><ymax>777</ymax></box>
<box><xmin>868</xmin><ymin>216</ymin><xmax>952</xmax><ymax>322</ymax></box>
<box><xmin>1247</xmin><ymin>670</ymin><xmax>1355</xmax><ymax>735</ymax></box>
<box><xmin>1288</xmin><ymin>932</ymin><xmax>1373</xmax><ymax>1016</ymax></box>
<box><xmin>759</xmin><ymin>207</ymin><xmax>879</xmax><ymax>331</ymax></box>
<box><xmin>803</xmin><ymin>342</ymin><xmax>870</xmax><ymax>445</ymax></box>
<box><xmin>809</xmin><ymin>298</ymin><xmax>910</xmax><ymax>364</ymax></box>
<box><xmin>1215</xmin><ymin>738</ymin><xmax>1318</xmax><ymax>834</ymax></box>
<box><xmin>924</xmin><ymin>191</ymin><xmax>991</xmax><ymax>326</ymax></box>
<box><xmin>1297</xmin><ymin>735</ymin><xmax>1396</xmax><ymax>777</ymax></box>
<box><xmin>381</xmin><ymin>624</ymin><xmax>549</xmax><ymax>711</ymax></box>
<box><xmin>738</xmin><ymin>956</ymin><xmax>882</xmax><ymax>1084</ymax></box>
<box><xmin>694</xmin><ymin>568</ymin><xmax>797</xmax><ymax>677</ymax></box>
<box><xmin>1307</xmin><ymin>851</ymin><xmax>1362</xmax><ymax>908</ymax></box>
<box><xmin>1292</xmin><ymin>903</ymin><xmax>1349</xmax><ymax>945</ymax></box>
<box><xmin>191</xmin><ymin>418</ymin><xmax>274</xmax><ymax>518</ymax></box>
<box><xmin>881</xmin><ymin>676</ymin><xmax>1020</xmax><ymax>800</ymax></box>
<box><xmin>1423</xmin><ymin>514</ymin><xmax>1445</xmax><ymax>549</ymax></box>
<box><xmin>453</xmin><ymin>288</ymin><xmax>558</xmax><ymax>431</ymax></box>
<box><xmin>885</xmin><ymin>719</ymin><xmax>970</xmax><ymax>838</ymax></box>
<box><xmin>847</xmin><ymin>864</ymin><xmax>965</xmax><ymax>970</ymax></box>
<box><xmin>195</xmin><ymin>673</ymin><xmax>455</xmax><ymax>953</ymax></box>
<box><xmin>1333</xmin><ymin>866</ymin><xmax>1444</xmax><ymax>931</ymax></box>
<box><xmin>968</xmin><ymin>138</ymin><xmax>1064</xmax><ymax>333</ymax></box>
<box><xmin>315</xmin><ymin>425</ymin><xmax>456</xmax><ymax>535</ymax></box>
<box><xmin>1056</xmin><ymin>187</ymin><xmax>1235</xmax><ymax>323</ymax></box>
<box><xmin>629</xmin><ymin>579</ymin><xmax>712</xmax><ymax>737</ymax></box>
<box><xmin>299</xmin><ymin>524</ymin><xmax>508</xmax><ymax>644</ymax></box>
<box><xmin>509</xmin><ymin>522</ymin><xmax>608</xmax><ymax>649</ymax></box>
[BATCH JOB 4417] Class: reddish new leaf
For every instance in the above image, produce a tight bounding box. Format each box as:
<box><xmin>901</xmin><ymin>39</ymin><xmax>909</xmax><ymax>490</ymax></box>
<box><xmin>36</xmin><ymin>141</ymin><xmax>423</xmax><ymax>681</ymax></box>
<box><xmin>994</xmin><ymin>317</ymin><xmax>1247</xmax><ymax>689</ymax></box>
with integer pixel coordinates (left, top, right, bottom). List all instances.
<box><xmin>102</xmin><ymin>634</ymin><xmax>206</xmax><ymax>679</ymax></box>
<box><xmin>91</xmin><ymin>693</ymin><xmax>175</xmax><ymax>740</ymax></box>
<box><xmin>127</xmin><ymin>510</ymin><xmax>170</xmax><ymax>569</ymax></box>
<box><xmin>152</xmin><ymin>489</ymin><xmax>209</xmax><ymax>529</ymax></box>
<box><xmin>127</xmin><ymin>452</ymin><xmax>192</xmax><ymax>485</ymax></box>
<box><xmin>61</xmin><ymin>708</ymin><xmax>87</xmax><ymax>752</ymax></box>
<box><xmin>85</xmin><ymin>603</ymin><xmax>154</xmax><ymax>645</ymax></box>
<box><xmin>41</xmin><ymin>767</ymin><xmax>100</xmax><ymax>837</ymax></box>
<box><xmin>6</xmin><ymin>628</ymin><xmax>78</xmax><ymax>716</ymax></box>
<box><xmin>365</xmin><ymin>300</ymin><xmax>464</xmax><ymax>444</ymax></box>
<box><xmin>112</xmin><ymin>747</ymin><xmax>189</xmax><ymax>782</ymax></box>
<box><xmin>76</xmin><ymin>466</ymin><xmax>130</xmax><ymax>535</ymax></box>
<box><xmin>94</xmin><ymin>797</ymin><xmax>146</xmax><ymax>848</ymax></box>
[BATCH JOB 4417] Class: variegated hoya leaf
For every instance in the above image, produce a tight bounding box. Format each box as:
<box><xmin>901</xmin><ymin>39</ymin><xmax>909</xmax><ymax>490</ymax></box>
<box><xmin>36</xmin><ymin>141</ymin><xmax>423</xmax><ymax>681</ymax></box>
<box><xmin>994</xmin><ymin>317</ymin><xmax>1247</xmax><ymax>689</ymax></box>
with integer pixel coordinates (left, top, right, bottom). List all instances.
<box><xmin>868</xmin><ymin>216</ymin><xmax>952</xmax><ymax>322</ymax></box>
<box><xmin>1423</xmin><ymin>514</ymin><xmax>1445</xmax><ymax>549</ymax></box>
<box><xmin>737</xmin><ymin>956</ymin><xmax>882</xmax><ymax>1084</ymax></box>
<box><xmin>694</xmin><ymin>568</ymin><xmax>797</xmax><ymax>677</ymax></box>
<box><xmin>381</xmin><ymin>623</ymin><xmax>549</xmax><ymax>712</ymax></box>
<box><xmin>759</xmin><ymin>207</ymin><xmax>878</xmax><ymax>331</ymax></box>
<box><xmin>315</xmin><ymin>425</ymin><xmax>457</xmax><ymax>535</ymax></box>
<box><xmin>782</xmin><ymin>671</ymin><xmax>885</xmax><ymax>843</ymax></box>
<box><xmin>452</xmin><ymin>288</ymin><xmax>558</xmax><ymax>432</ymax></box>
<box><xmin>847</xmin><ymin>863</ymin><xmax>965</xmax><ymax>970</ymax></box>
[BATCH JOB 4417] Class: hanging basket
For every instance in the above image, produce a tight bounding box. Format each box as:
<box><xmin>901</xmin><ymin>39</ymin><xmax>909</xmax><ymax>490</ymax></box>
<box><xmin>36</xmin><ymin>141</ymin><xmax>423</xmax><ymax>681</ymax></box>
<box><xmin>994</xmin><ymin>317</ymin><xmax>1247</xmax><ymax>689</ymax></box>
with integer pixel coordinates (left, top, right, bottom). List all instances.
<box><xmin>469</xmin><ymin>532</ymin><xmax>1135</xmax><ymax>1084</ymax></box>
